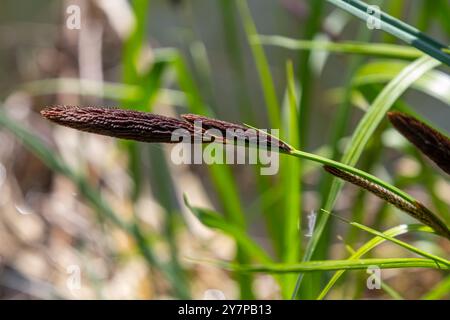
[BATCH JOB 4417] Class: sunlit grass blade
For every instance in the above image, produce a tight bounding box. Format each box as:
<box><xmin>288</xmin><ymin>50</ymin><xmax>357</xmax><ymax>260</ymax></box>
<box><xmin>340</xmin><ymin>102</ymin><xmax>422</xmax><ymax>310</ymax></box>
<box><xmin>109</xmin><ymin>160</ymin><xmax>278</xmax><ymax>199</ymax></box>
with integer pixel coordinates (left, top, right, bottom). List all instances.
<box><xmin>323</xmin><ymin>210</ymin><xmax>450</xmax><ymax>266</ymax></box>
<box><xmin>352</xmin><ymin>61</ymin><xmax>450</xmax><ymax>105</ymax></box>
<box><xmin>122</xmin><ymin>0</ymin><xmax>150</xmax><ymax>83</ymax></box>
<box><xmin>278</xmin><ymin>61</ymin><xmax>302</xmax><ymax>297</ymax></box>
<box><xmin>381</xmin><ymin>282</ymin><xmax>404</xmax><ymax>300</ymax></box>
<box><xmin>317</xmin><ymin>224</ymin><xmax>435</xmax><ymax>299</ymax></box>
<box><xmin>339</xmin><ymin>55</ymin><xmax>441</xmax><ymax>173</ymax></box>
<box><xmin>222</xmin><ymin>258</ymin><xmax>448</xmax><ymax>273</ymax></box>
<box><xmin>422</xmin><ymin>275</ymin><xmax>450</xmax><ymax>300</ymax></box>
<box><xmin>255</xmin><ymin>35</ymin><xmax>423</xmax><ymax>59</ymax></box>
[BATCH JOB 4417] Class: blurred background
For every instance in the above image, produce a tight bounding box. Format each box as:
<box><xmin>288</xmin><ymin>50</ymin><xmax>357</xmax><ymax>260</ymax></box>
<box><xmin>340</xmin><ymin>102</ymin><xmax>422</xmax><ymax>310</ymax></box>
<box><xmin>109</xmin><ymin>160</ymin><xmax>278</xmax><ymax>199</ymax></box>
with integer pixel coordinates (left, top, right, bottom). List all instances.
<box><xmin>0</xmin><ymin>0</ymin><xmax>449</xmax><ymax>299</ymax></box>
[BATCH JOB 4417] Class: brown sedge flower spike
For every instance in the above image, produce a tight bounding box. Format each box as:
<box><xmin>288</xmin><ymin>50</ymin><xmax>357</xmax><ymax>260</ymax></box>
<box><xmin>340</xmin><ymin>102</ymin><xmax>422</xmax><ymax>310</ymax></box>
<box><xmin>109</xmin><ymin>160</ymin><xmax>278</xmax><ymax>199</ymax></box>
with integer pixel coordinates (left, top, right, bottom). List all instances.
<box><xmin>181</xmin><ymin>114</ymin><xmax>292</xmax><ymax>152</ymax></box>
<box><xmin>323</xmin><ymin>165</ymin><xmax>450</xmax><ymax>239</ymax></box>
<box><xmin>41</xmin><ymin>105</ymin><xmax>200</xmax><ymax>143</ymax></box>
<box><xmin>388</xmin><ymin>111</ymin><xmax>450</xmax><ymax>175</ymax></box>
<box><xmin>41</xmin><ymin>106</ymin><xmax>291</xmax><ymax>153</ymax></box>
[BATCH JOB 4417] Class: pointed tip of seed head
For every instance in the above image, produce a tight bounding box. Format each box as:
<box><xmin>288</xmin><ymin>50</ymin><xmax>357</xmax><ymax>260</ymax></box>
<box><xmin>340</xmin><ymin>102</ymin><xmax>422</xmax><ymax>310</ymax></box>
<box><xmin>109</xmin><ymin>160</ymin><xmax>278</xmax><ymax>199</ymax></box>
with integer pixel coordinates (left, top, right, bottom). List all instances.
<box><xmin>387</xmin><ymin>112</ymin><xmax>419</xmax><ymax>137</ymax></box>
<box><xmin>386</xmin><ymin>111</ymin><xmax>402</xmax><ymax>119</ymax></box>
<box><xmin>40</xmin><ymin>106</ymin><xmax>63</xmax><ymax>120</ymax></box>
<box><xmin>40</xmin><ymin>105</ymin><xmax>74</xmax><ymax>120</ymax></box>
<box><xmin>40</xmin><ymin>105</ymin><xmax>55</xmax><ymax>116</ymax></box>
<box><xmin>387</xmin><ymin>111</ymin><xmax>412</xmax><ymax>129</ymax></box>
<box><xmin>180</xmin><ymin>114</ymin><xmax>198</xmax><ymax>123</ymax></box>
<box><xmin>414</xmin><ymin>201</ymin><xmax>450</xmax><ymax>240</ymax></box>
<box><xmin>181</xmin><ymin>113</ymin><xmax>293</xmax><ymax>153</ymax></box>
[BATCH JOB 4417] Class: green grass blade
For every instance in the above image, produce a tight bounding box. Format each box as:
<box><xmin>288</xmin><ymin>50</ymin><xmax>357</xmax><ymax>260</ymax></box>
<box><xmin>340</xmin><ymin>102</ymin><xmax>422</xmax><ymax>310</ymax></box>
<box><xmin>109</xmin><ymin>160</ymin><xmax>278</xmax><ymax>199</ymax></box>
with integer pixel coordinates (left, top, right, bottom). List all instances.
<box><xmin>422</xmin><ymin>275</ymin><xmax>450</xmax><ymax>300</ymax></box>
<box><xmin>353</xmin><ymin>61</ymin><xmax>450</xmax><ymax>104</ymax></box>
<box><xmin>340</xmin><ymin>56</ymin><xmax>440</xmax><ymax>166</ymax></box>
<box><xmin>224</xmin><ymin>258</ymin><xmax>448</xmax><ymax>273</ymax></box>
<box><xmin>135</xmin><ymin>50</ymin><xmax>175</xmax><ymax>110</ymax></box>
<box><xmin>236</xmin><ymin>0</ymin><xmax>281</xmax><ymax>128</ymax></box>
<box><xmin>317</xmin><ymin>224</ymin><xmax>435</xmax><ymax>299</ymax></box>
<box><xmin>327</xmin><ymin>212</ymin><xmax>450</xmax><ymax>266</ymax></box>
<box><xmin>381</xmin><ymin>282</ymin><xmax>404</xmax><ymax>300</ymax></box>
<box><xmin>278</xmin><ymin>61</ymin><xmax>302</xmax><ymax>297</ymax></box>
<box><xmin>173</xmin><ymin>54</ymin><xmax>213</xmax><ymax>116</ymax></box>
<box><xmin>255</xmin><ymin>35</ymin><xmax>423</xmax><ymax>59</ymax></box>
<box><xmin>122</xmin><ymin>0</ymin><xmax>150</xmax><ymax>83</ymax></box>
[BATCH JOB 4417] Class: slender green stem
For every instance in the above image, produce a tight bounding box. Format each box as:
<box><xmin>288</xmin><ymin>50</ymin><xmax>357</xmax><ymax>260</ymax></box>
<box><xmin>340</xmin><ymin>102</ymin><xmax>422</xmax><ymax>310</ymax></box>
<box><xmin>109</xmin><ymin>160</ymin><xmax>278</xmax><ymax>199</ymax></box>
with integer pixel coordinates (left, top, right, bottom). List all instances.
<box><xmin>226</xmin><ymin>258</ymin><xmax>448</xmax><ymax>273</ymax></box>
<box><xmin>325</xmin><ymin>211</ymin><xmax>450</xmax><ymax>267</ymax></box>
<box><xmin>255</xmin><ymin>35</ymin><xmax>423</xmax><ymax>59</ymax></box>
<box><xmin>351</xmin><ymin>222</ymin><xmax>450</xmax><ymax>266</ymax></box>
<box><xmin>287</xmin><ymin>148</ymin><xmax>416</xmax><ymax>205</ymax></box>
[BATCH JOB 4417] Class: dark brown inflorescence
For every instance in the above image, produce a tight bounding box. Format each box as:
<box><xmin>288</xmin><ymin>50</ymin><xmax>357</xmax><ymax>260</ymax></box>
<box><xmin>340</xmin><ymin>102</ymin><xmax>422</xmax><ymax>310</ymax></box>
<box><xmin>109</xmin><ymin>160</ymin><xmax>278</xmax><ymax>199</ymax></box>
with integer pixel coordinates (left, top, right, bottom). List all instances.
<box><xmin>41</xmin><ymin>106</ymin><xmax>198</xmax><ymax>143</ymax></box>
<box><xmin>181</xmin><ymin>114</ymin><xmax>292</xmax><ymax>152</ymax></box>
<box><xmin>388</xmin><ymin>111</ymin><xmax>450</xmax><ymax>175</ymax></box>
<box><xmin>41</xmin><ymin>106</ymin><xmax>292</xmax><ymax>152</ymax></box>
<box><xmin>323</xmin><ymin>165</ymin><xmax>450</xmax><ymax>239</ymax></box>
